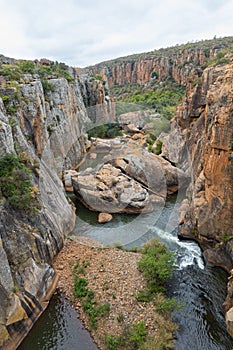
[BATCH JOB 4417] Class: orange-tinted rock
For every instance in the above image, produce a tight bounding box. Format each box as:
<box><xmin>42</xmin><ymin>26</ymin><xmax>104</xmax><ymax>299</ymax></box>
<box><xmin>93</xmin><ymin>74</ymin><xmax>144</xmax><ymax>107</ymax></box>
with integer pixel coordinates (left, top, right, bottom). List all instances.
<box><xmin>177</xmin><ymin>62</ymin><xmax>233</xmax><ymax>247</ymax></box>
<box><xmin>88</xmin><ymin>44</ymin><xmax>233</xmax><ymax>89</ymax></box>
<box><xmin>98</xmin><ymin>213</ymin><xmax>113</xmax><ymax>224</ymax></box>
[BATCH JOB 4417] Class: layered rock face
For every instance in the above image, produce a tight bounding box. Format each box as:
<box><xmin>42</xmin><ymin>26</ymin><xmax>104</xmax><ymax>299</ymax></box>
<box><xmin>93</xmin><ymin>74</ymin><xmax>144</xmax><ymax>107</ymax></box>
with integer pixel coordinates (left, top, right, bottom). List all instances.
<box><xmin>0</xmin><ymin>61</ymin><xmax>112</xmax><ymax>349</ymax></box>
<box><xmin>88</xmin><ymin>38</ymin><xmax>233</xmax><ymax>88</ymax></box>
<box><xmin>78</xmin><ymin>74</ymin><xmax>115</xmax><ymax>123</ymax></box>
<box><xmin>174</xmin><ymin>61</ymin><xmax>233</xmax><ymax>249</ymax></box>
<box><xmin>162</xmin><ymin>59</ymin><xmax>233</xmax><ymax>335</ymax></box>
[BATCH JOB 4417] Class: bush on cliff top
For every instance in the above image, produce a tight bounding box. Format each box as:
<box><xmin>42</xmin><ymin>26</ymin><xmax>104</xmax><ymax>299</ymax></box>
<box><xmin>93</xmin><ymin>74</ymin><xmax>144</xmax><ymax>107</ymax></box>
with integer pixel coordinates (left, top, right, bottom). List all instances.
<box><xmin>0</xmin><ymin>60</ymin><xmax>73</xmax><ymax>83</ymax></box>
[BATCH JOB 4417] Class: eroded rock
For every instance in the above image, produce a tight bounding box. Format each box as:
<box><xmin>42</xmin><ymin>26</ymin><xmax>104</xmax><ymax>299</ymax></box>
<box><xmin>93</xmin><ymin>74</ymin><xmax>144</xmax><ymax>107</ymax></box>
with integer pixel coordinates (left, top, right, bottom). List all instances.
<box><xmin>72</xmin><ymin>163</ymin><xmax>153</xmax><ymax>213</ymax></box>
<box><xmin>98</xmin><ymin>213</ymin><xmax>113</xmax><ymax>224</ymax></box>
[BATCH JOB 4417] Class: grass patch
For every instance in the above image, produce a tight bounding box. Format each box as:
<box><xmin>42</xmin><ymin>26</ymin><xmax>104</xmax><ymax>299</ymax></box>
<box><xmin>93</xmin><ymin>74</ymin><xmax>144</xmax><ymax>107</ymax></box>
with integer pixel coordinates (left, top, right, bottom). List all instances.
<box><xmin>73</xmin><ymin>259</ymin><xmax>110</xmax><ymax>331</ymax></box>
<box><xmin>105</xmin><ymin>321</ymin><xmax>147</xmax><ymax>350</ymax></box>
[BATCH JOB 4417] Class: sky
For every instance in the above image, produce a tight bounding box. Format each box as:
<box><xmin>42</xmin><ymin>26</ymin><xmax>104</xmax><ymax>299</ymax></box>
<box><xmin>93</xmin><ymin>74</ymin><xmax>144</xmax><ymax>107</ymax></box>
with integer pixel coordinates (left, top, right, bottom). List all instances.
<box><xmin>0</xmin><ymin>0</ymin><xmax>232</xmax><ymax>67</ymax></box>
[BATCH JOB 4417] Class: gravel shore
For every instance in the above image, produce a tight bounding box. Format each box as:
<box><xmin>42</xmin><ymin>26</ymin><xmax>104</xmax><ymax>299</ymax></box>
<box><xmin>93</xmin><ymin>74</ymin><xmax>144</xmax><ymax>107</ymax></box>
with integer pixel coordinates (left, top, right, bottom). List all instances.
<box><xmin>53</xmin><ymin>236</ymin><xmax>176</xmax><ymax>349</ymax></box>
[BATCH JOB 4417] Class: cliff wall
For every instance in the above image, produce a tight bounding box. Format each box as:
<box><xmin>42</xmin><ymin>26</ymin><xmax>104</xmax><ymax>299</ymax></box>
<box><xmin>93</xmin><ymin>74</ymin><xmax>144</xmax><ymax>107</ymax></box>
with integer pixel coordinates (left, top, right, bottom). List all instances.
<box><xmin>88</xmin><ymin>37</ymin><xmax>233</xmax><ymax>88</ymax></box>
<box><xmin>161</xmin><ymin>57</ymin><xmax>233</xmax><ymax>335</ymax></box>
<box><xmin>0</xmin><ymin>60</ymin><xmax>112</xmax><ymax>349</ymax></box>
<box><xmin>169</xmin><ymin>60</ymin><xmax>233</xmax><ymax>251</ymax></box>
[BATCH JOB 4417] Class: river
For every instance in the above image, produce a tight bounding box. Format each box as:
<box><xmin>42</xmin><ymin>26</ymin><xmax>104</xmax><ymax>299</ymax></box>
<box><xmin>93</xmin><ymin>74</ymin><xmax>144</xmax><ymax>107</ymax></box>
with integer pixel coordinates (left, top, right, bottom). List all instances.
<box><xmin>18</xmin><ymin>194</ymin><xmax>233</xmax><ymax>350</ymax></box>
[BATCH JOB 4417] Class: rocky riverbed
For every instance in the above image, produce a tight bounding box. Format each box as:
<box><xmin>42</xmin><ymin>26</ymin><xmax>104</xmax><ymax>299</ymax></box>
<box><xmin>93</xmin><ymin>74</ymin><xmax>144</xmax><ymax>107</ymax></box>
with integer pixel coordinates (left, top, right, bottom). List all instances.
<box><xmin>53</xmin><ymin>236</ymin><xmax>177</xmax><ymax>350</ymax></box>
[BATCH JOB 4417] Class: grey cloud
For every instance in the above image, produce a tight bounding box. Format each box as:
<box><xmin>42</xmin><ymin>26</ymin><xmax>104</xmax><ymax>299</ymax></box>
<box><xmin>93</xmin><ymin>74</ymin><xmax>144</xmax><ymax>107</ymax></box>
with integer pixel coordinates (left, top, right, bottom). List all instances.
<box><xmin>0</xmin><ymin>0</ymin><xmax>232</xmax><ymax>67</ymax></box>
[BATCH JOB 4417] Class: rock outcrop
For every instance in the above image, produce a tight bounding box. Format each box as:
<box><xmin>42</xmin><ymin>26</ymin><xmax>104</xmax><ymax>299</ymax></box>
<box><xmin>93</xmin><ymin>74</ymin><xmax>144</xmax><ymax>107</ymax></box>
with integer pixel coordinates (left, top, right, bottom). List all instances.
<box><xmin>87</xmin><ymin>37</ymin><xmax>233</xmax><ymax>88</ymax></box>
<box><xmin>72</xmin><ymin>137</ymin><xmax>188</xmax><ymax>213</ymax></box>
<box><xmin>174</xmin><ymin>60</ymin><xmax>233</xmax><ymax>249</ymax></box>
<box><xmin>161</xmin><ymin>58</ymin><xmax>233</xmax><ymax>337</ymax></box>
<box><xmin>72</xmin><ymin>163</ymin><xmax>153</xmax><ymax>213</ymax></box>
<box><xmin>0</xmin><ymin>58</ymin><xmax>113</xmax><ymax>349</ymax></box>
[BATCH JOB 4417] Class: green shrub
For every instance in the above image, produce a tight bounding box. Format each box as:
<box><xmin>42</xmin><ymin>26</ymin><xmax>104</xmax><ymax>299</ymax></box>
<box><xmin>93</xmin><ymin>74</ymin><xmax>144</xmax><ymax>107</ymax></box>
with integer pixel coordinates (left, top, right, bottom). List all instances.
<box><xmin>87</xmin><ymin>123</ymin><xmax>122</xmax><ymax>139</ymax></box>
<box><xmin>137</xmin><ymin>239</ymin><xmax>175</xmax><ymax>298</ymax></box>
<box><xmin>74</xmin><ymin>276</ymin><xmax>89</xmax><ymax>298</ymax></box>
<box><xmin>207</xmin><ymin>50</ymin><xmax>231</xmax><ymax>67</ymax></box>
<box><xmin>129</xmin><ymin>321</ymin><xmax>147</xmax><ymax>348</ymax></box>
<box><xmin>93</xmin><ymin>74</ymin><xmax>104</xmax><ymax>81</ymax></box>
<box><xmin>105</xmin><ymin>321</ymin><xmax>147</xmax><ymax>350</ymax></box>
<box><xmin>51</xmin><ymin>61</ymin><xmax>74</xmax><ymax>83</ymax></box>
<box><xmin>216</xmin><ymin>57</ymin><xmax>231</xmax><ymax>65</ymax></box>
<box><xmin>148</xmin><ymin>144</ymin><xmax>153</xmax><ymax>152</ymax></box>
<box><xmin>0</xmin><ymin>89</ymin><xmax>21</xmax><ymax>116</ymax></box>
<box><xmin>12</xmin><ymin>285</ymin><xmax>19</xmax><ymax>293</ymax></box>
<box><xmin>0</xmin><ymin>64</ymin><xmax>21</xmax><ymax>81</ymax></box>
<box><xmin>41</xmin><ymin>79</ymin><xmax>54</xmax><ymax>96</ymax></box>
<box><xmin>0</xmin><ymin>153</ymin><xmax>37</xmax><ymax>211</ymax></box>
<box><xmin>105</xmin><ymin>335</ymin><xmax>122</xmax><ymax>350</ymax></box>
<box><xmin>154</xmin><ymin>293</ymin><xmax>178</xmax><ymax>315</ymax></box>
<box><xmin>154</xmin><ymin>140</ymin><xmax>163</xmax><ymax>155</ymax></box>
<box><xmin>18</xmin><ymin>60</ymin><xmax>35</xmax><ymax>74</ymax></box>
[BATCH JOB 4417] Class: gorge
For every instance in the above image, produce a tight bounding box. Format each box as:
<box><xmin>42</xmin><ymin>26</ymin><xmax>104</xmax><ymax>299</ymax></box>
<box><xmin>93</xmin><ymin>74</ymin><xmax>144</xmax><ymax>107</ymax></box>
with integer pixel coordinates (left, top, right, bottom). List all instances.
<box><xmin>0</xmin><ymin>36</ymin><xmax>233</xmax><ymax>349</ymax></box>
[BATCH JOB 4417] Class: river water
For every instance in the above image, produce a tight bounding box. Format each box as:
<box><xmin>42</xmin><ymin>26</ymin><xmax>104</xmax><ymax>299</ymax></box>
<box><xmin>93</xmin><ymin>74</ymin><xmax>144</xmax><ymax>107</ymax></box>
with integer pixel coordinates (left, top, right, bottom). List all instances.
<box><xmin>19</xmin><ymin>194</ymin><xmax>233</xmax><ymax>350</ymax></box>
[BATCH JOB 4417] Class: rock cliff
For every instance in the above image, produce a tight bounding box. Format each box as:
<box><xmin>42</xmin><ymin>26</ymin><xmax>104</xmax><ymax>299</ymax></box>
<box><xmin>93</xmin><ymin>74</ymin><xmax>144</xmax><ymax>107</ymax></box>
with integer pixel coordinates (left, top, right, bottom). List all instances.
<box><xmin>88</xmin><ymin>37</ymin><xmax>233</xmax><ymax>88</ymax></box>
<box><xmin>172</xmin><ymin>60</ymin><xmax>233</xmax><ymax>251</ymax></box>
<box><xmin>161</xmin><ymin>58</ymin><xmax>233</xmax><ymax>336</ymax></box>
<box><xmin>0</xmin><ymin>57</ymin><xmax>112</xmax><ymax>349</ymax></box>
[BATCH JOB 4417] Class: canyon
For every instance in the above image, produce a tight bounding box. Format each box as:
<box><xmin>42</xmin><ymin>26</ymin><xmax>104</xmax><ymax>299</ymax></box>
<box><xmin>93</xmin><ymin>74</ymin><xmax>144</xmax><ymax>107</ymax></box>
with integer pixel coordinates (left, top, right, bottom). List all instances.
<box><xmin>0</xmin><ymin>59</ymin><xmax>113</xmax><ymax>349</ymax></box>
<box><xmin>0</xmin><ymin>36</ymin><xmax>233</xmax><ymax>348</ymax></box>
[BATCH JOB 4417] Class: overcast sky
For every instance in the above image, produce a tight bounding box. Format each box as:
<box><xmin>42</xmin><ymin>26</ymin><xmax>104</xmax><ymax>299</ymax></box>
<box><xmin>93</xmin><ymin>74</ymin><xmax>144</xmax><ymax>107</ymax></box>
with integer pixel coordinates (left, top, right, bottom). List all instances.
<box><xmin>0</xmin><ymin>0</ymin><xmax>232</xmax><ymax>67</ymax></box>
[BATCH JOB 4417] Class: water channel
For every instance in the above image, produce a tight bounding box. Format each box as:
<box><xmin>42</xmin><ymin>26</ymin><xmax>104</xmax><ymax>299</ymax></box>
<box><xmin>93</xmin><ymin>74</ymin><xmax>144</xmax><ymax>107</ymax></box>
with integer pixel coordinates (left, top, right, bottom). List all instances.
<box><xmin>19</xmin><ymin>193</ymin><xmax>233</xmax><ymax>349</ymax></box>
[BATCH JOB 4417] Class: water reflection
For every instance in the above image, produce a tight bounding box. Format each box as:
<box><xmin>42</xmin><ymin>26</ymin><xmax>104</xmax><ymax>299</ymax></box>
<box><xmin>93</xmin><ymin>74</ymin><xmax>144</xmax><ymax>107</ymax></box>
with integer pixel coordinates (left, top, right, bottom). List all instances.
<box><xmin>18</xmin><ymin>293</ymin><xmax>98</xmax><ymax>350</ymax></box>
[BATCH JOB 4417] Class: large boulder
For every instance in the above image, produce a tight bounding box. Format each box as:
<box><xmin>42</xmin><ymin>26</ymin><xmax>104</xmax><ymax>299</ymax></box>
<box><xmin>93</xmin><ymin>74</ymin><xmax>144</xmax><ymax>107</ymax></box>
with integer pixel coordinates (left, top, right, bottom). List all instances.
<box><xmin>72</xmin><ymin>163</ymin><xmax>153</xmax><ymax>213</ymax></box>
<box><xmin>108</xmin><ymin>149</ymin><xmax>188</xmax><ymax>197</ymax></box>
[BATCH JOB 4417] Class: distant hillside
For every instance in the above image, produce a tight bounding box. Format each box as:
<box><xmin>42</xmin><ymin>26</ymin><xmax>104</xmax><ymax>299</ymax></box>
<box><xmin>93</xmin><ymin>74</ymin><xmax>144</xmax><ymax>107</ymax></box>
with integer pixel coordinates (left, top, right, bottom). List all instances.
<box><xmin>84</xmin><ymin>36</ymin><xmax>233</xmax><ymax>121</ymax></box>
<box><xmin>85</xmin><ymin>36</ymin><xmax>233</xmax><ymax>86</ymax></box>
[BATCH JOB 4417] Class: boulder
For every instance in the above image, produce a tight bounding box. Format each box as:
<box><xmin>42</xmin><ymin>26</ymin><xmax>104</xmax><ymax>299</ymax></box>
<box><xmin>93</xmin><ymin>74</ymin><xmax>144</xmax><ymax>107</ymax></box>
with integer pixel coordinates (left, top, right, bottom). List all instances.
<box><xmin>110</xmin><ymin>150</ymin><xmax>188</xmax><ymax>197</ymax></box>
<box><xmin>63</xmin><ymin>169</ymin><xmax>79</xmax><ymax>192</ymax></box>
<box><xmin>72</xmin><ymin>163</ymin><xmax>153</xmax><ymax>213</ymax></box>
<box><xmin>123</xmin><ymin>123</ymin><xmax>140</xmax><ymax>133</ymax></box>
<box><xmin>118</xmin><ymin>111</ymin><xmax>145</xmax><ymax>129</ymax></box>
<box><xmin>226</xmin><ymin>307</ymin><xmax>233</xmax><ymax>339</ymax></box>
<box><xmin>98</xmin><ymin>213</ymin><xmax>113</xmax><ymax>224</ymax></box>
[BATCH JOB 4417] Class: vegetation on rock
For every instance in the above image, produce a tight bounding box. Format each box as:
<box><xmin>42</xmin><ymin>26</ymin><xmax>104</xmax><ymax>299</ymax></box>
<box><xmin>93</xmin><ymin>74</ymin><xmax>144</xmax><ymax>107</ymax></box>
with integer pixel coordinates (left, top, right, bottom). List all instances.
<box><xmin>0</xmin><ymin>152</ymin><xmax>39</xmax><ymax>211</ymax></box>
<box><xmin>113</xmin><ymin>80</ymin><xmax>185</xmax><ymax>121</ymax></box>
<box><xmin>87</xmin><ymin>122</ymin><xmax>123</xmax><ymax>139</ymax></box>
<box><xmin>0</xmin><ymin>59</ymin><xmax>73</xmax><ymax>83</ymax></box>
<box><xmin>91</xmin><ymin>36</ymin><xmax>233</xmax><ymax>67</ymax></box>
<box><xmin>136</xmin><ymin>239</ymin><xmax>175</xmax><ymax>301</ymax></box>
<box><xmin>73</xmin><ymin>259</ymin><xmax>110</xmax><ymax>330</ymax></box>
